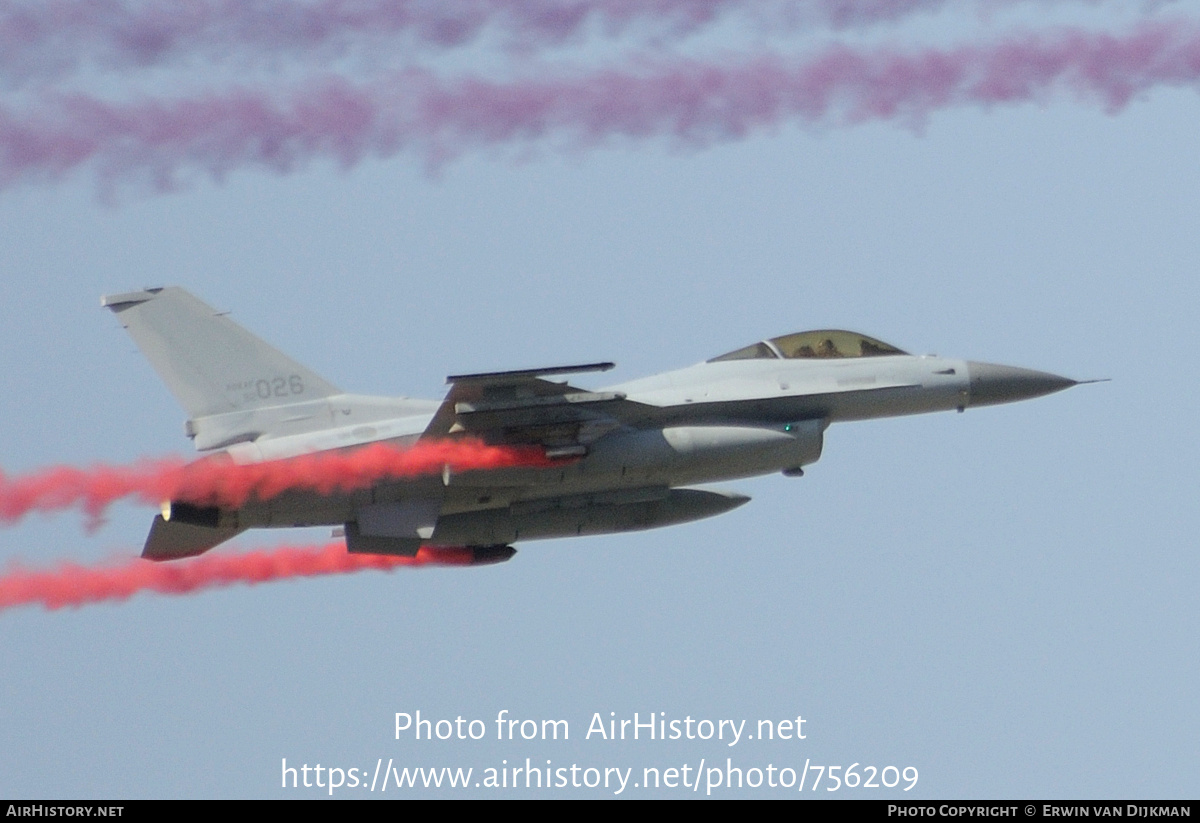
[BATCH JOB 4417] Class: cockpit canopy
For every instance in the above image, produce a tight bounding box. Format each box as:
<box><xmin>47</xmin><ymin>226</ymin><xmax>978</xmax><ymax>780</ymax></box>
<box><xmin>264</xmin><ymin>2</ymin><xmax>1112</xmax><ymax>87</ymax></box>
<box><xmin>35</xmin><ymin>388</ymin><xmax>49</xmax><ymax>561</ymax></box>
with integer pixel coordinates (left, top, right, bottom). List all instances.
<box><xmin>709</xmin><ymin>330</ymin><xmax>907</xmax><ymax>362</ymax></box>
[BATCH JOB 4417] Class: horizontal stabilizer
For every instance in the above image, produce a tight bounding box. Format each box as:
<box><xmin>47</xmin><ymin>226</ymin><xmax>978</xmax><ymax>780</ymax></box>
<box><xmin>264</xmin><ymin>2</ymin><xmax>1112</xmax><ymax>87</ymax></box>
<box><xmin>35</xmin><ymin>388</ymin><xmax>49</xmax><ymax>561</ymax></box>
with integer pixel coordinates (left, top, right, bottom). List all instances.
<box><xmin>142</xmin><ymin>515</ymin><xmax>243</xmax><ymax>561</ymax></box>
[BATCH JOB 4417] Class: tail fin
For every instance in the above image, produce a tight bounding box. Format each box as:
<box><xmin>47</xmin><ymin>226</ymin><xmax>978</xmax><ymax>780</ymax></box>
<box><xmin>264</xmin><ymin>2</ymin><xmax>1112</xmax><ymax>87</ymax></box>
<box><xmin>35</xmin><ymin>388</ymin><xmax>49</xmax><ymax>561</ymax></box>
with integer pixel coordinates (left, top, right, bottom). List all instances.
<box><xmin>102</xmin><ymin>287</ymin><xmax>340</xmax><ymax>420</ymax></box>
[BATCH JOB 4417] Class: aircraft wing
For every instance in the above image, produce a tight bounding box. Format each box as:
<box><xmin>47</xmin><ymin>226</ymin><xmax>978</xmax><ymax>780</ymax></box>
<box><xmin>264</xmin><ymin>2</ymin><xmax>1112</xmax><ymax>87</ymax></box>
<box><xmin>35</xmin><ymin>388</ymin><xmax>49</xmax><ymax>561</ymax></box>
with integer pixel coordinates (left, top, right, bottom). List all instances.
<box><xmin>423</xmin><ymin>362</ymin><xmax>655</xmax><ymax>455</ymax></box>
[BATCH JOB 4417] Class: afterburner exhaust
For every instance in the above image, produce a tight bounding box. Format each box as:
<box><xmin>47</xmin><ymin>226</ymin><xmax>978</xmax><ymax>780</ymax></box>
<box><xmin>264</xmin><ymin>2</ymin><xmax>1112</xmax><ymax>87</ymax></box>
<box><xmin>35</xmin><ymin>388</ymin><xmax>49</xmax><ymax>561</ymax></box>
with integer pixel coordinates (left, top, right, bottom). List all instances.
<box><xmin>161</xmin><ymin>500</ymin><xmax>226</xmax><ymax>528</ymax></box>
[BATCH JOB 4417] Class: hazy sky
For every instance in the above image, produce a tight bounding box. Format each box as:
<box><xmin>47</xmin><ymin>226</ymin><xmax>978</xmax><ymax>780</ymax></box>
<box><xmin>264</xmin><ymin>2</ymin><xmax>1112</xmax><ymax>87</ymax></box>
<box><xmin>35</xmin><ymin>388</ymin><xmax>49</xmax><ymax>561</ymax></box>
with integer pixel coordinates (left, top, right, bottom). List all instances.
<box><xmin>1</xmin><ymin>0</ymin><xmax>1196</xmax><ymax>798</ymax></box>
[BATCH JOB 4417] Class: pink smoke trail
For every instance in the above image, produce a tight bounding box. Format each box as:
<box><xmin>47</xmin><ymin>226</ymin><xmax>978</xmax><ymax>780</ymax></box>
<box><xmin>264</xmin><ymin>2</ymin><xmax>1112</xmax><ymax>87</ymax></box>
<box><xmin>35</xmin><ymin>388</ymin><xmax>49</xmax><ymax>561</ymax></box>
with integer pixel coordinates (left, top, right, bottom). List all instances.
<box><xmin>0</xmin><ymin>1</ymin><xmax>1140</xmax><ymax>83</ymax></box>
<box><xmin>0</xmin><ymin>20</ymin><xmax>1195</xmax><ymax>191</ymax></box>
<box><xmin>0</xmin><ymin>542</ymin><xmax>476</xmax><ymax>612</ymax></box>
<box><xmin>0</xmin><ymin>0</ymin><xmax>742</xmax><ymax>59</ymax></box>
<box><xmin>0</xmin><ymin>440</ymin><xmax>553</xmax><ymax>526</ymax></box>
<box><xmin>0</xmin><ymin>1</ymin><xmax>971</xmax><ymax>77</ymax></box>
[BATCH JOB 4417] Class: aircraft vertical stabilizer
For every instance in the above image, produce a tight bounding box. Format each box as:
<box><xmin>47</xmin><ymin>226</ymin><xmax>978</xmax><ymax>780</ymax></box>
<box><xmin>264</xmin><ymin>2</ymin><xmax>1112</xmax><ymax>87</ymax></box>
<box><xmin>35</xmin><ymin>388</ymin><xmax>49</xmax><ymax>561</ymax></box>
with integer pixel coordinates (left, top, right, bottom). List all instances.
<box><xmin>102</xmin><ymin>287</ymin><xmax>340</xmax><ymax>421</ymax></box>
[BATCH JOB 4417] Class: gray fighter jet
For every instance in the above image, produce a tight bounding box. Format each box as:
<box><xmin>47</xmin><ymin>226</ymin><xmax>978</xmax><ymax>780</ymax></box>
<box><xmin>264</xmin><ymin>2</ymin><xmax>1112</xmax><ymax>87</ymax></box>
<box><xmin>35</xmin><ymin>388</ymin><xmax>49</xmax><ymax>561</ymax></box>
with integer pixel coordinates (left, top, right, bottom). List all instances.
<box><xmin>103</xmin><ymin>287</ymin><xmax>1081</xmax><ymax>563</ymax></box>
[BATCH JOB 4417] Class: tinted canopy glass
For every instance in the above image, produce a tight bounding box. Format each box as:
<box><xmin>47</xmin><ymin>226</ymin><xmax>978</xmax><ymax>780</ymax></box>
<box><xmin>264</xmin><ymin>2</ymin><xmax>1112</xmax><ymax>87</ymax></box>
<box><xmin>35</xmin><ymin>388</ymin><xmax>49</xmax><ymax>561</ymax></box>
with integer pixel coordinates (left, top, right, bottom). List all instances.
<box><xmin>709</xmin><ymin>330</ymin><xmax>907</xmax><ymax>362</ymax></box>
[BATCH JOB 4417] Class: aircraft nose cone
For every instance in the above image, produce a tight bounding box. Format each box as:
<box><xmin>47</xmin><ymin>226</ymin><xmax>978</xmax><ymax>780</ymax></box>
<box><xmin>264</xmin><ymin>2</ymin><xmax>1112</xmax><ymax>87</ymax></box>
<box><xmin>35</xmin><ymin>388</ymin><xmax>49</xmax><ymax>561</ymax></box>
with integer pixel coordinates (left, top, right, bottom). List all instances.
<box><xmin>966</xmin><ymin>361</ymin><xmax>1077</xmax><ymax>407</ymax></box>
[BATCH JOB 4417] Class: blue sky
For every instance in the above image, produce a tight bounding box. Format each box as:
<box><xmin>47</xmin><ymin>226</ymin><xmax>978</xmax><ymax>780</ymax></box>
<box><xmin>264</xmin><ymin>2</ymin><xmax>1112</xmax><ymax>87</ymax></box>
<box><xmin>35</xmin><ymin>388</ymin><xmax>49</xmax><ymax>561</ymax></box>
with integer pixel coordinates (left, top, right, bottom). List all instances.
<box><xmin>0</xmin><ymin>1</ymin><xmax>1196</xmax><ymax>798</ymax></box>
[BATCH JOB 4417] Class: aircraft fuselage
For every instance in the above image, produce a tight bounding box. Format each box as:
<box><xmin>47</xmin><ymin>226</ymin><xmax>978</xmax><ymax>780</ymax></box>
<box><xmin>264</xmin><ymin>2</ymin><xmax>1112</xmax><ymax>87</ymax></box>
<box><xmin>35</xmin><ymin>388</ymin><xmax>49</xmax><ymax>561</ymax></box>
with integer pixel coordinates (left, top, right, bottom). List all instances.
<box><xmin>106</xmin><ymin>287</ymin><xmax>1078</xmax><ymax>561</ymax></box>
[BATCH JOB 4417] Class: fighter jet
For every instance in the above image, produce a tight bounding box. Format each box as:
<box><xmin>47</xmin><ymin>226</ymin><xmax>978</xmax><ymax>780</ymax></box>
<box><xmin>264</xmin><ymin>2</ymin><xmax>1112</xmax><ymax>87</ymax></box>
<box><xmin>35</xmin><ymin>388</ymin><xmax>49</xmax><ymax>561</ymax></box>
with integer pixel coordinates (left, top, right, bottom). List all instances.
<box><xmin>103</xmin><ymin>287</ymin><xmax>1081</xmax><ymax>563</ymax></box>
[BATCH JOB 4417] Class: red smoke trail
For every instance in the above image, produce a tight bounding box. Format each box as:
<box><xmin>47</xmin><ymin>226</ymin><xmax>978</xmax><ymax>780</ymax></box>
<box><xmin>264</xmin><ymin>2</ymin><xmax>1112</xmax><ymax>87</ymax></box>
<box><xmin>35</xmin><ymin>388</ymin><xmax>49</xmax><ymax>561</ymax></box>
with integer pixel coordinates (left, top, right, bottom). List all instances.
<box><xmin>0</xmin><ymin>20</ymin><xmax>1196</xmax><ymax>190</ymax></box>
<box><xmin>0</xmin><ymin>542</ymin><xmax>475</xmax><ymax>613</ymax></box>
<box><xmin>0</xmin><ymin>440</ymin><xmax>550</xmax><ymax>526</ymax></box>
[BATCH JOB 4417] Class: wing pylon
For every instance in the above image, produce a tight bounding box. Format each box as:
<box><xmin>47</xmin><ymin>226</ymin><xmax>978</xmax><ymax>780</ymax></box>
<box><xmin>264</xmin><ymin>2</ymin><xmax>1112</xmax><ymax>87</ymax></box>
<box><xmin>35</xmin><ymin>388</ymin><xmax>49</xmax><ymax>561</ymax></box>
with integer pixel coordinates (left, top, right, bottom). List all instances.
<box><xmin>425</xmin><ymin>362</ymin><xmax>656</xmax><ymax>455</ymax></box>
